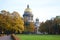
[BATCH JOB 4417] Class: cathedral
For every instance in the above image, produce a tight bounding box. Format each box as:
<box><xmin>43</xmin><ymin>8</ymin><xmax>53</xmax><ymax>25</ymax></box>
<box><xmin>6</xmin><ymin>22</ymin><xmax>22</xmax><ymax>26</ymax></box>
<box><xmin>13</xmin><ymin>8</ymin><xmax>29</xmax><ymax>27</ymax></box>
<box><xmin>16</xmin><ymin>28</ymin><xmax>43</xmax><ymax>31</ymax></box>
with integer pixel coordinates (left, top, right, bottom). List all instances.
<box><xmin>23</xmin><ymin>5</ymin><xmax>33</xmax><ymax>22</ymax></box>
<box><xmin>23</xmin><ymin>5</ymin><xmax>40</xmax><ymax>34</ymax></box>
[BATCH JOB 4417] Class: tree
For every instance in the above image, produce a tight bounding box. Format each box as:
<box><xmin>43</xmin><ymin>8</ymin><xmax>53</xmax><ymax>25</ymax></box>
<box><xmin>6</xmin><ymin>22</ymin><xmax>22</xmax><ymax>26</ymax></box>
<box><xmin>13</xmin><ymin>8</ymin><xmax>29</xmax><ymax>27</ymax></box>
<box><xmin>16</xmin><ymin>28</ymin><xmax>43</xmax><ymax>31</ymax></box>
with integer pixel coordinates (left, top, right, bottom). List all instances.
<box><xmin>10</xmin><ymin>11</ymin><xmax>24</xmax><ymax>33</ymax></box>
<box><xmin>29</xmin><ymin>22</ymin><xmax>35</xmax><ymax>33</ymax></box>
<box><xmin>39</xmin><ymin>22</ymin><xmax>48</xmax><ymax>33</ymax></box>
<box><xmin>39</xmin><ymin>16</ymin><xmax>60</xmax><ymax>34</ymax></box>
<box><xmin>0</xmin><ymin>10</ymin><xmax>24</xmax><ymax>34</ymax></box>
<box><xmin>24</xmin><ymin>22</ymin><xmax>35</xmax><ymax>34</ymax></box>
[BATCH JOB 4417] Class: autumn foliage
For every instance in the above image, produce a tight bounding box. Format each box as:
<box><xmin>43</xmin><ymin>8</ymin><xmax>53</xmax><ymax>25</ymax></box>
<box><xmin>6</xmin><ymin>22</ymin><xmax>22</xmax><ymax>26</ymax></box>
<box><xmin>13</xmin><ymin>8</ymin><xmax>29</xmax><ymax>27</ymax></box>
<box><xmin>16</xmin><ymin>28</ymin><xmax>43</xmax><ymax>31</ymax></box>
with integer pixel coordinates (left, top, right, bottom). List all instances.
<box><xmin>24</xmin><ymin>22</ymin><xmax>35</xmax><ymax>33</ymax></box>
<box><xmin>0</xmin><ymin>10</ymin><xmax>24</xmax><ymax>34</ymax></box>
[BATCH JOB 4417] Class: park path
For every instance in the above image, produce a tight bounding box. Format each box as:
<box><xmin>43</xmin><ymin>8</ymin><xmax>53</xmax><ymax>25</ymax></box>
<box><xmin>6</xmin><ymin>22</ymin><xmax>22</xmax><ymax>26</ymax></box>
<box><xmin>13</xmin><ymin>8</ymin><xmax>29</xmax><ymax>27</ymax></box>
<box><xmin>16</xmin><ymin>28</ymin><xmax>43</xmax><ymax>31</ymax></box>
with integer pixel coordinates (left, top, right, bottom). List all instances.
<box><xmin>0</xmin><ymin>35</ymin><xmax>12</xmax><ymax>40</ymax></box>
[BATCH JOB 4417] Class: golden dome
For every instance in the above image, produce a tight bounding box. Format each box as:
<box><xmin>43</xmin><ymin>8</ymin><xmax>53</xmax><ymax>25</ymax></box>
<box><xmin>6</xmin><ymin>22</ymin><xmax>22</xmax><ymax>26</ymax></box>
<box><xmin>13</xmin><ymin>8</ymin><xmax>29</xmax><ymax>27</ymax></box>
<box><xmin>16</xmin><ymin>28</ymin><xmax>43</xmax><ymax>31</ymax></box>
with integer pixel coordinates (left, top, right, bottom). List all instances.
<box><xmin>24</xmin><ymin>5</ymin><xmax>32</xmax><ymax>12</ymax></box>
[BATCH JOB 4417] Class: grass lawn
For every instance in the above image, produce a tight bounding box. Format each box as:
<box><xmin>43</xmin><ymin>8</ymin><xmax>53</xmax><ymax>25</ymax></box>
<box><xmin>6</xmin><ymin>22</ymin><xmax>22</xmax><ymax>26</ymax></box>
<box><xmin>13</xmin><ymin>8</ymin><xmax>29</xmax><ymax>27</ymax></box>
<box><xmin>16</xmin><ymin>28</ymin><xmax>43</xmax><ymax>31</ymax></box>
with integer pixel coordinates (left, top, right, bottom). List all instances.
<box><xmin>16</xmin><ymin>34</ymin><xmax>60</xmax><ymax>40</ymax></box>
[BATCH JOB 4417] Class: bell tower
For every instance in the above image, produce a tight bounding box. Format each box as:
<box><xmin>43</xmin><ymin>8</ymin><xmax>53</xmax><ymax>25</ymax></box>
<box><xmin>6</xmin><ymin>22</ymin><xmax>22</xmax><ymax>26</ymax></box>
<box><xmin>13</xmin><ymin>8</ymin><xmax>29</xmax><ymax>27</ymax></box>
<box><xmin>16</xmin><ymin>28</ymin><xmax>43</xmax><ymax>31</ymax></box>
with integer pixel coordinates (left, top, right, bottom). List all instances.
<box><xmin>35</xmin><ymin>18</ymin><xmax>40</xmax><ymax>34</ymax></box>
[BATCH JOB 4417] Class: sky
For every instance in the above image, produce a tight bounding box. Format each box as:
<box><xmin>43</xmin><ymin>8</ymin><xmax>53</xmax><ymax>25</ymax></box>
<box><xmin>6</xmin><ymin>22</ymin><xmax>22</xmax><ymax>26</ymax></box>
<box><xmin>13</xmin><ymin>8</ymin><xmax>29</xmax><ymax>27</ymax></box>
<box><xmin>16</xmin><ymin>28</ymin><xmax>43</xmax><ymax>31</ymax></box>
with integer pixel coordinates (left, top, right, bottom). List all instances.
<box><xmin>0</xmin><ymin>0</ymin><xmax>60</xmax><ymax>22</ymax></box>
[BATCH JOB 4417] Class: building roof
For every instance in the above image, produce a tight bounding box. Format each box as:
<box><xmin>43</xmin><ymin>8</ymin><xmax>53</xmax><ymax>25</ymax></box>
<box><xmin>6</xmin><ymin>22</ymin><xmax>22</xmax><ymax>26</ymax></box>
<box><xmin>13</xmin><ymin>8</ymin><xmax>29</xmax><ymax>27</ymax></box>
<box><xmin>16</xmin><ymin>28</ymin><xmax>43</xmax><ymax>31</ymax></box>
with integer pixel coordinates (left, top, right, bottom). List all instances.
<box><xmin>24</xmin><ymin>5</ymin><xmax>32</xmax><ymax>13</ymax></box>
<box><xmin>23</xmin><ymin>5</ymin><xmax>33</xmax><ymax>17</ymax></box>
<box><xmin>36</xmin><ymin>18</ymin><xmax>39</xmax><ymax>21</ymax></box>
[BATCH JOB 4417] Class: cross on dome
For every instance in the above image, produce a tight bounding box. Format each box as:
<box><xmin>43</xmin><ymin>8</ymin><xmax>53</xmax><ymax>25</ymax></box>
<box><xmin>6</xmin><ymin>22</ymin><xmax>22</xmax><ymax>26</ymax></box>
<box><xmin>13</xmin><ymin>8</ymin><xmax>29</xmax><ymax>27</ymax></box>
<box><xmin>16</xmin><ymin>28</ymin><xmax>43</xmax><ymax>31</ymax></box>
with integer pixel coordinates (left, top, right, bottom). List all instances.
<box><xmin>27</xmin><ymin>4</ymin><xmax>29</xmax><ymax>8</ymax></box>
